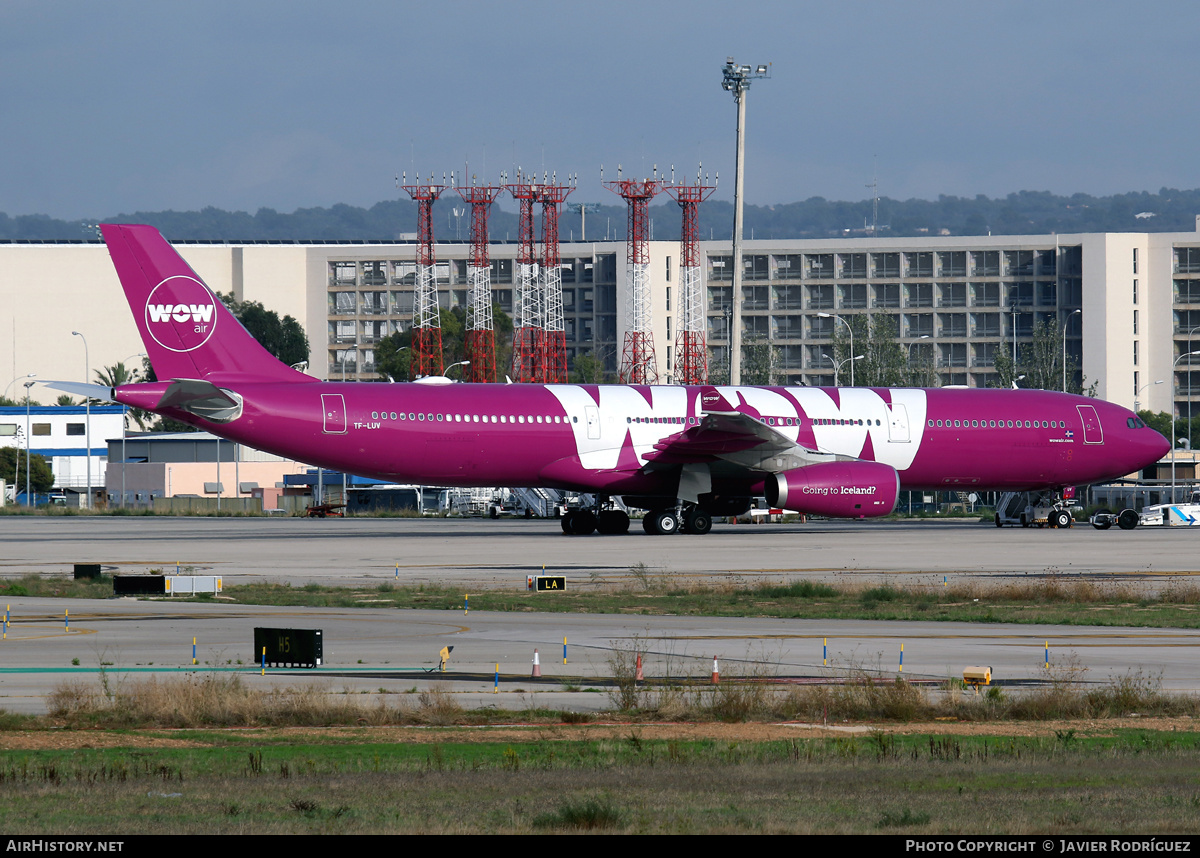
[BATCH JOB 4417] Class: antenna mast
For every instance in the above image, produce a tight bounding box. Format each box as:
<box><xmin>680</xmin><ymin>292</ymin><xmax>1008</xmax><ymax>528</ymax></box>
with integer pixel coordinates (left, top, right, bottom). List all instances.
<box><xmin>456</xmin><ymin>177</ymin><xmax>504</xmax><ymax>383</ymax></box>
<box><xmin>663</xmin><ymin>165</ymin><xmax>717</xmax><ymax>385</ymax></box>
<box><xmin>399</xmin><ymin>172</ymin><xmax>447</xmax><ymax>378</ymax></box>
<box><xmin>605</xmin><ymin>166</ymin><xmax>662</xmax><ymax>384</ymax></box>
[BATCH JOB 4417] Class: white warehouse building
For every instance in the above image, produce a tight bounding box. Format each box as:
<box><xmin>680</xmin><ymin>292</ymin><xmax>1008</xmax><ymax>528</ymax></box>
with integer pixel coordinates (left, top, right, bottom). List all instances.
<box><xmin>2</xmin><ymin>221</ymin><xmax>1199</xmax><ymax>420</ymax></box>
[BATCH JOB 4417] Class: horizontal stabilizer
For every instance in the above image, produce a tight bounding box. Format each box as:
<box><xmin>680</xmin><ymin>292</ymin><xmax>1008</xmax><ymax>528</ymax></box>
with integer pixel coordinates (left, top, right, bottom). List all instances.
<box><xmin>38</xmin><ymin>381</ymin><xmax>116</xmax><ymax>402</ymax></box>
<box><xmin>157</xmin><ymin>378</ymin><xmax>243</xmax><ymax>423</ymax></box>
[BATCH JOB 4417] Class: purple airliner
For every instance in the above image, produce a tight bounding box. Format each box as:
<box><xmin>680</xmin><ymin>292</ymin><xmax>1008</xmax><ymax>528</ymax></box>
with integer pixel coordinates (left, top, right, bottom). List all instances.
<box><xmin>88</xmin><ymin>224</ymin><xmax>1169</xmax><ymax>535</ymax></box>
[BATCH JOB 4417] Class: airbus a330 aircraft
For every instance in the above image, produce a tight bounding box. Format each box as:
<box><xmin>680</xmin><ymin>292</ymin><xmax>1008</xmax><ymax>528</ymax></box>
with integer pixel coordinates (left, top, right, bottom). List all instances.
<box><xmin>67</xmin><ymin>224</ymin><xmax>1170</xmax><ymax>536</ymax></box>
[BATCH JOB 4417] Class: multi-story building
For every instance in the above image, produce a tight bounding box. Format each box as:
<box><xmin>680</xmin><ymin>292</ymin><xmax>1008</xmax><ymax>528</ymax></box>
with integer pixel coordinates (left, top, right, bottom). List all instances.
<box><xmin>4</xmin><ymin>220</ymin><xmax>1200</xmax><ymax>425</ymax></box>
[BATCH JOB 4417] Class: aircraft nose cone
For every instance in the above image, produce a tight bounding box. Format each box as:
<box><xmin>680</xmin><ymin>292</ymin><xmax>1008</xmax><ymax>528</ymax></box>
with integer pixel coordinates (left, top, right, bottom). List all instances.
<box><xmin>1153</xmin><ymin>430</ymin><xmax>1172</xmax><ymax>461</ymax></box>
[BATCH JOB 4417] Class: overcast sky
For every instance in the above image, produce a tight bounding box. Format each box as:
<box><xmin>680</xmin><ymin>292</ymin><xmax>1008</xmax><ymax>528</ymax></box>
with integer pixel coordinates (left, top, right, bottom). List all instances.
<box><xmin>4</xmin><ymin>0</ymin><xmax>1199</xmax><ymax>220</ymax></box>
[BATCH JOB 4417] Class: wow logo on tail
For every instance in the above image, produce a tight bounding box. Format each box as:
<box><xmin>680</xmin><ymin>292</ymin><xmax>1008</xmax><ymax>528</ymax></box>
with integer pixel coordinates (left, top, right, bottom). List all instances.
<box><xmin>145</xmin><ymin>275</ymin><xmax>219</xmax><ymax>353</ymax></box>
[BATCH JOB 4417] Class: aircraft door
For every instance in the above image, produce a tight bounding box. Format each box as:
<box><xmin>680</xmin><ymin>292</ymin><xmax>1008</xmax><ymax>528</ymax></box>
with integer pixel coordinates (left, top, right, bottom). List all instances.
<box><xmin>1076</xmin><ymin>404</ymin><xmax>1103</xmax><ymax>444</ymax></box>
<box><xmin>887</xmin><ymin>403</ymin><xmax>910</xmax><ymax>443</ymax></box>
<box><xmin>322</xmin><ymin>394</ymin><xmax>347</xmax><ymax>434</ymax></box>
<box><xmin>585</xmin><ymin>405</ymin><xmax>601</xmax><ymax>440</ymax></box>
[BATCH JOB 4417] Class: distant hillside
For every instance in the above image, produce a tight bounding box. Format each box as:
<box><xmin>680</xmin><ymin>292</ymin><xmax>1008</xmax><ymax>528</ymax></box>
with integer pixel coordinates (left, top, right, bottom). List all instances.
<box><xmin>4</xmin><ymin>187</ymin><xmax>1199</xmax><ymax>242</ymax></box>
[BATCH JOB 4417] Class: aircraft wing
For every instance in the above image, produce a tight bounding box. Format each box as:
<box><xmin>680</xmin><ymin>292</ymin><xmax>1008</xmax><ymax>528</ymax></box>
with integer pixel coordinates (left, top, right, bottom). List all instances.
<box><xmin>641</xmin><ymin>410</ymin><xmax>838</xmax><ymax>474</ymax></box>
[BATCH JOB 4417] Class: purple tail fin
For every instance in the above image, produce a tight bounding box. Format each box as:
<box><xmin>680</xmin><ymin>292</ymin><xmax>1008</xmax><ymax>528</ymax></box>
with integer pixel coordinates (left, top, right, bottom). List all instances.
<box><xmin>102</xmin><ymin>224</ymin><xmax>309</xmax><ymax>383</ymax></box>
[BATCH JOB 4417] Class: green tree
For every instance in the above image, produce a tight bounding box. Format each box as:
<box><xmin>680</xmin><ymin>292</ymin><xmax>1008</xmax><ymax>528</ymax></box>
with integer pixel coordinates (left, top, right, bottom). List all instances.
<box><xmin>374</xmin><ymin>330</ymin><xmax>412</xmax><ymax>382</ymax></box>
<box><xmin>992</xmin><ymin>318</ymin><xmax>1094</xmax><ymax>394</ymax></box>
<box><xmin>215</xmin><ymin>292</ymin><xmax>310</xmax><ymax>367</ymax></box>
<box><xmin>376</xmin><ymin>306</ymin><xmax>514</xmax><ymax>382</ymax></box>
<box><xmin>0</xmin><ymin>447</ymin><xmax>54</xmax><ymax>494</ymax></box>
<box><xmin>570</xmin><ymin>349</ymin><xmax>613</xmax><ymax>384</ymax></box>
<box><xmin>95</xmin><ymin>361</ymin><xmax>140</xmax><ymax>388</ymax></box>
<box><xmin>830</xmin><ymin>314</ymin><xmax>909</xmax><ymax>387</ymax></box>
<box><xmin>741</xmin><ymin>334</ymin><xmax>776</xmax><ymax>386</ymax></box>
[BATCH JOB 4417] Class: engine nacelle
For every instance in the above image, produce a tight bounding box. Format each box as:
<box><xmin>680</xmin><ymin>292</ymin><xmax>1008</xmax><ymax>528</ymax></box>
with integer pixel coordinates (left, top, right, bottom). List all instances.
<box><xmin>764</xmin><ymin>461</ymin><xmax>900</xmax><ymax>519</ymax></box>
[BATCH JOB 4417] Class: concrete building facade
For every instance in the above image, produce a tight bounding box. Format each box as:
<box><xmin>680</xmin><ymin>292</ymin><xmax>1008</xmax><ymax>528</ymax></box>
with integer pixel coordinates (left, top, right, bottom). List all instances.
<box><xmin>5</xmin><ymin>221</ymin><xmax>1200</xmax><ymax>423</ymax></box>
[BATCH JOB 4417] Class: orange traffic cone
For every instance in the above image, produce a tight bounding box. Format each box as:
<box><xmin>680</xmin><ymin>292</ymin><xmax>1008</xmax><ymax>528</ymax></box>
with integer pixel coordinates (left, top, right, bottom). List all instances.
<box><xmin>531</xmin><ymin>648</ymin><xmax>541</xmax><ymax>678</ymax></box>
<box><xmin>711</xmin><ymin>656</ymin><xmax>720</xmax><ymax>684</ymax></box>
<box><xmin>635</xmin><ymin>653</ymin><xmax>644</xmax><ymax>682</ymax></box>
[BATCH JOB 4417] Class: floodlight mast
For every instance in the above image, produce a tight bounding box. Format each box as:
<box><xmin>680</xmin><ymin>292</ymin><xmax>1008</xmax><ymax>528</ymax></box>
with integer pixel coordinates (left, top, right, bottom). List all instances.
<box><xmin>505</xmin><ymin>171</ymin><xmax>542</xmax><ymax>383</ymax></box>
<box><xmin>399</xmin><ymin>172</ymin><xmax>448</xmax><ymax>379</ymax></box>
<box><xmin>537</xmin><ymin>173</ymin><xmax>575</xmax><ymax>384</ymax></box>
<box><xmin>663</xmin><ymin>165</ymin><xmax>718</xmax><ymax>385</ymax></box>
<box><xmin>721</xmin><ymin>58</ymin><xmax>770</xmax><ymax>385</ymax></box>
<box><xmin>604</xmin><ymin>165</ymin><xmax>663</xmax><ymax>385</ymax></box>
<box><xmin>455</xmin><ymin>177</ymin><xmax>504</xmax><ymax>383</ymax></box>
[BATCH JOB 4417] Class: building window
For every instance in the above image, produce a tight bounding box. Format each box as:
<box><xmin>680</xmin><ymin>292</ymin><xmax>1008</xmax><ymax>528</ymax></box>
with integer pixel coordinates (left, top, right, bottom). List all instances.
<box><xmin>33</xmin><ymin>423</ymin><xmax>51</xmax><ymax>436</ymax></box>
<box><xmin>66</xmin><ymin>423</ymin><xmax>85</xmax><ymax>436</ymax></box>
<box><xmin>1133</xmin><ymin>248</ymin><xmax>1138</xmax><ymax>275</ymax></box>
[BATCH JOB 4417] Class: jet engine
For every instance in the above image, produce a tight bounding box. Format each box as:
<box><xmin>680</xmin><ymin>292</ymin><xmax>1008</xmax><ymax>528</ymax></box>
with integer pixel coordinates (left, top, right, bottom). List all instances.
<box><xmin>764</xmin><ymin>461</ymin><xmax>900</xmax><ymax>519</ymax></box>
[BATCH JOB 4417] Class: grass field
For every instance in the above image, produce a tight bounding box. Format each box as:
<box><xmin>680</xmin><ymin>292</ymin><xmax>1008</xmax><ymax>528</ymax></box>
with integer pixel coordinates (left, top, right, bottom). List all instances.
<box><xmin>5</xmin><ymin>726</ymin><xmax>1200</xmax><ymax>833</ymax></box>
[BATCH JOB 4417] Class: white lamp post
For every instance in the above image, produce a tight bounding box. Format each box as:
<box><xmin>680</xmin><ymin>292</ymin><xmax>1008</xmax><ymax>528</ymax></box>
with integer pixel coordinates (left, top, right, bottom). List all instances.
<box><xmin>818</xmin><ymin>313</ymin><xmax>855</xmax><ymax>386</ymax></box>
<box><xmin>721</xmin><ymin>58</ymin><xmax>770</xmax><ymax>385</ymax></box>
<box><xmin>71</xmin><ymin>331</ymin><xmax>90</xmax><ymax>508</ymax></box>
<box><xmin>23</xmin><ymin>381</ymin><xmax>35</xmax><ymax>506</ymax></box>
<box><xmin>824</xmin><ymin>353</ymin><xmax>864</xmax><ymax>387</ymax></box>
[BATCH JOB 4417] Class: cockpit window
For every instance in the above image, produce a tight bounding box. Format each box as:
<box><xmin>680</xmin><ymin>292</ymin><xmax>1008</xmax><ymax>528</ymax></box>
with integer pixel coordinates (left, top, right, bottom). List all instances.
<box><xmin>1127</xmin><ymin>417</ymin><xmax>1148</xmax><ymax>428</ymax></box>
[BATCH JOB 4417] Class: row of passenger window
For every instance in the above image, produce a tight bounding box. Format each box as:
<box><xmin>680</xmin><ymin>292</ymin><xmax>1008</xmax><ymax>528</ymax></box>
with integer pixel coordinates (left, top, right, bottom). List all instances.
<box><xmin>370</xmin><ymin>409</ymin><xmax>902</xmax><ymax>430</ymax></box>
<box><xmin>371</xmin><ymin>410</ymin><xmax>578</xmax><ymax>425</ymax></box>
<box><xmin>927</xmin><ymin>418</ymin><xmax>1066</xmax><ymax>429</ymax></box>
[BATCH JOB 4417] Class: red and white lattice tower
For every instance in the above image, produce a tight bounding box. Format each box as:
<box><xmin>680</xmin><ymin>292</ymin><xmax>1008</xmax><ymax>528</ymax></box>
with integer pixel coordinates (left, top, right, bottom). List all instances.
<box><xmin>662</xmin><ymin>167</ymin><xmax>717</xmax><ymax>386</ymax></box>
<box><xmin>537</xmin><ymin>174</ymin><xmax>574</xmax><ymax>384</ymax></box>
<box><xmin>400</xmin><ymin>173</ymin><xmax>446</xmax><ymax>379</ymax></box>
<box><xmin>604</xmin><ymin>166</ymin><xmax>661</xmax><ymax>384</ymax></box>
<box><xmin>505</xmin><ymin>172</ymin><xmax>541</xmax><ymax>383</ymax></box>
<box><xmin>456</xmin><ymin>179</ymin><xmax>503</xmax><ymax>383</ymax></box>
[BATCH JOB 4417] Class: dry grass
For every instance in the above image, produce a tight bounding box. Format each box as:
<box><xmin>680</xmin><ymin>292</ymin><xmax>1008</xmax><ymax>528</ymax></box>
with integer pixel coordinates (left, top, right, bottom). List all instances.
<box><xmin>38</xmin><ymin>651</ymin><xmax>1200</xmax><ymax>731</ymax></box>
<box><xmin>46</xmin><ymin>673</ymin><xmax>467</xmax><ymax>729</ymax></box>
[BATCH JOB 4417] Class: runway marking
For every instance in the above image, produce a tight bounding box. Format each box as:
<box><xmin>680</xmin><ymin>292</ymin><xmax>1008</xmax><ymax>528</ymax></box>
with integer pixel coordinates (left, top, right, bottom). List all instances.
<box><xmin>0</xmin><ymin>625</ymin><xmax>96</xmax><ymax>641</ymax></box>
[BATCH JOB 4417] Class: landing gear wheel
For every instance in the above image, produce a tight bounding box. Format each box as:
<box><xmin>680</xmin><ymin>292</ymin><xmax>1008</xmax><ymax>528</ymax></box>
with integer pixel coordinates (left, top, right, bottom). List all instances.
<box><xmin>654</xmin><ymin>510</ymin><xmax>680</xmax><ymax>535</ymax></box>
<box><xmin>1051</xmin><ymin>509</ymin><xmax>1073</xmax><ymax>529</ymax></box>
<box><xmin>571</xmin><ymin>510</ymin><xmax>597</xmax><ymax>535</ymax></box>
<box><xmin>597</xmin><ymin>510</ymin><xmax>630</xmax><ymax>535</ymax></box>
<box><xmin>561</xmin><ymin>511</ymin><xmax>576</xmax><ymax>534</ymax></box>
<box><xmin>1117</xmin><ymin>508</ymin><xmax>1139</xmax><ymax>530</ymax></box>
<box><xmin>644</xmin><ymin>509</ymin><xmax>679</xmax><ymax>535</ymax></box>
<box><xmin>683</xmin><ymin>507</ymin><xmax>713</xmax><ymax>535</ymax></box>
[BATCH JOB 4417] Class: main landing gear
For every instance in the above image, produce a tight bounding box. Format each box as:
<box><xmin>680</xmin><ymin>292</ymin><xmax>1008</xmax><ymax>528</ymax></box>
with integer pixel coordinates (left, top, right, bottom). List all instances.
<box><xmin>561</xmin><ymin>497</ymin><xmax>630</xmax><ymax>536</ymax></box>
<box><xmin>640</xmin><ymin>504</ymin><xmax>712</xmax><ymax>536</ymax></box>
<box><xmin>561</xmin><ymin>499</ymin><xmax>713</xmax><ymax>536</ymax></box>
